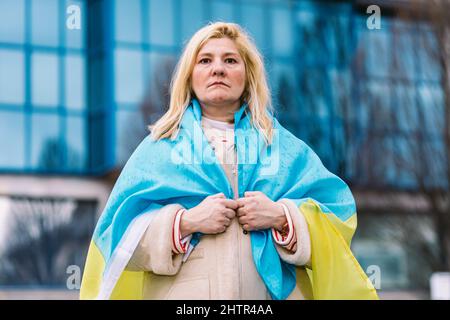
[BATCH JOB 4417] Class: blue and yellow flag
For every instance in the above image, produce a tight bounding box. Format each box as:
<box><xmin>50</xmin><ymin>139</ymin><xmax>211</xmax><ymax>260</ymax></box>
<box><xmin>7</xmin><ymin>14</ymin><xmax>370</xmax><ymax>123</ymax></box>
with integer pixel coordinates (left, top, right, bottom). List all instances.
<box><xmin>80</xmin><ymin>99</ymin><xmax>378</xmax><ymax>300</ymax></box>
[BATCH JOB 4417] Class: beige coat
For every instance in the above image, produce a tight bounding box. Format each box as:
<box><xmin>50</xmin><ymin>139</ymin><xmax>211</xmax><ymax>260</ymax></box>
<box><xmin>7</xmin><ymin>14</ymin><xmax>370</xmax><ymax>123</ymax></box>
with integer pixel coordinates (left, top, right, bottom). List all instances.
<box><xmin>126</xmin><ymin>117</ymin><xmax>311</xmax><ymax>299</ymax></box>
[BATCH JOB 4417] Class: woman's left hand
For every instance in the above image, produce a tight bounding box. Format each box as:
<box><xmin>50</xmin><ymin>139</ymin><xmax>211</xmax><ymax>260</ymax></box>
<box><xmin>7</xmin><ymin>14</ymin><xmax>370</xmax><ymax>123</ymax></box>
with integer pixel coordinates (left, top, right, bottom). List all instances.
<box><xmin>236</xmin><ymin>191</ymin><xmax>287</xmax><ymax>232</ymax></box>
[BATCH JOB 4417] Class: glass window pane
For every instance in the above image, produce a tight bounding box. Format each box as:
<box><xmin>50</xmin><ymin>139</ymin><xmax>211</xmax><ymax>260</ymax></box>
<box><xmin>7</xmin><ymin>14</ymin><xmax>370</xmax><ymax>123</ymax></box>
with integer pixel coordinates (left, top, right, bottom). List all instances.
<box><xmin>329</xmin><ymin>68</ymin><xmax>351</xmax><ymax>120</ymax></box>
<box><xmin>360</xmin><ymin>81</ymin><xmax>391</xmax><ymax>131</ymax></box>
<box><xmin>180</xmin><ymin>0</ymin><xmax>205</xmax><ymax>44</ymax></box>
<box><xmin>66</xmin><ymin>115</ymin><xmax>86</xmax><ymax>171</ymax></box>
<box><xmin>393</xmin><ymin>29</ymin><xmax>416</xmax><ymax>81</ymax></box>
<box><xmin>0</xmin><ymin>0</ymin><xmax>25</xmax><ymax>44</ymax></box>
<box><xmin>0</xmin><ymin>196</ymin><xmax>97</xmax><ymax>290</ymax></box>
<box><xmin>149</xmin><ymin>0</ymin><xmax>174</xmax><ymax>46</ymax></box>
<box><xmin>324</xmin><ymin>18</ymin><xmax>340</xmax><ymax>64</ymax></box>
<box><xmin>147</xmin><ymin>52</ymin><xmax>177</xmax><ymax>111</ymax></box>
<box><xmin>269</xmin><ymin>62</ymin><xmax>300</xmax><ymax>134</ymax></box>
<box><xmin>272</xmin><ymin>8</ymin><xmax>292</xmax><ymax>56</ymax></box>
<box><xmin>418</xmin><ymin>84</ymin><xmax>444</xmax><ymax>135</ymax></box>
<box><xmin>418</xmin><ymin>29</ymin><xmax>441</xmax><ymax>82</ymax></box>
<box><xmin>240</xmin><ymin>5</ymin><xmax>266</xmax><ymax>53</ymax></box>
<box><xmin>65</xmin><ymin>54</ymin><xmax>85</xmax><ymax>110</ymax></box>
<box><xmin>31</xmin><ymin>113</ymin><xmax>60</xmax><ymax>169</ymax></box>
<box><xmin>115</xmin><ymin>109</ymin><xmax>145</xmax><ymax>165</ymax></box>
<box><xmin>353</xmin><ymin>238</ymin><xmax>410</xmax><ymax>289</ymax></box>
<box><xmin>210</xmin><ymin>0</ymin><xmax>234</xmax><ymax>22</ymax></box>
<box><xmin>382</xmin><ymin>137</ymin><xmax>395</xmax><ymax>185</ymax></box>
<box><xmin>0</xmin><ymin>111</ymin><xmax>25</xmax><ymax>168</ymax></box>
<box><xmin>299</xmin><ymin>68</ymin><xmax>330</xmax><ymax>118</ymax></box>
<box><xmin>296</xmin><ymin>12</ymin><xmax>328</xmax><ymax>65</ymax></box>
<box><xmin>425</xmin><ymin>139</ymin><xmax>447</xmax><ymax>189</ymax></box>
<box><xmin>65</xmin><ymin>0</ymin><xmax>85</xmax><ymax>49</ymax></box>
<box><xmin>114</xmin><ymin>0</ymin><xmax>141</xmax><ymax>43</ymax></box>
<box><xmin>361</xmin><ymin>30</ymin><xmax>390</xmax><ymax>78</ymax></box>
<box><xmin>32</xmin><ymin>52</ymin><xmax>59</xmax><ymax>107</ymax></box>
<box><xmin>0</xmin><ymin>50</ymin><xmax>24</xmax><ymax>105</ymax></box>
<box><xmin>114</xmin><ymin>49</ymin><xmax>144</xmax><ymax>105</ymax></box>
<box><xmin>328</xmin><ymin>16</ymin><xmax>351</xmax><ymax>65</ymax></box>
<box><xmin>392</xmin><ymin>136</ymin><xmax>417</xmax><ymax>188</ymax></box>
<box><xmin>394</xmin><ymin>84</ymin><xmax>417</xmax><ymax>132</ymax></box>
<box><xmin>31</xmin><ymin>0</ymin><xmax>59</xmax><ymax>47</ymax></box>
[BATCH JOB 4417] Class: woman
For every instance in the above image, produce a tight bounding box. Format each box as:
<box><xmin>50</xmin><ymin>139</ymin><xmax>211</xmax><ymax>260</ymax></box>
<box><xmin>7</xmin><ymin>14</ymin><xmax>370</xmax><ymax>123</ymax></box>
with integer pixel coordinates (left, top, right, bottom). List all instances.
<box><xmin>80</xmin><ymin>22</ymin><xmax>378</xmax><ymax>300</ymax></box>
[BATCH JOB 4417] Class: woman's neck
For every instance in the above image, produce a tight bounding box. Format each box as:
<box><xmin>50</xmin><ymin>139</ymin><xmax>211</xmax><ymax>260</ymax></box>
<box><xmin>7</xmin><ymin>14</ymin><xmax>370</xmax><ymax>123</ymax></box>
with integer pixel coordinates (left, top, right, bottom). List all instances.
<box><xmin>199</xmin><ymin>101</ymin><xmax>240</xmax><ymax>124</ymax></box>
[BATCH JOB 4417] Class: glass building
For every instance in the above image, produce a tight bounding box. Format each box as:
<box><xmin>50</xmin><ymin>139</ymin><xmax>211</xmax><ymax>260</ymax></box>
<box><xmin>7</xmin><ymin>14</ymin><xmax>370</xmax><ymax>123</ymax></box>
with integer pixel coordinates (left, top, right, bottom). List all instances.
<box><xmin>0</xmin><ymin>0</ymin><xmax>447</xmax><ymax>299</ymax></box>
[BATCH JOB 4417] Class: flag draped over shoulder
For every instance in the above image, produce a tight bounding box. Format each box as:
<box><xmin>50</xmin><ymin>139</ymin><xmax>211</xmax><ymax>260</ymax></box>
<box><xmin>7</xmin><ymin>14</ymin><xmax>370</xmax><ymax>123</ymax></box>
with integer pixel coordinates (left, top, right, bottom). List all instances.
<box><xmin>80</xmin><ymin>99</ymin><xmax>378</xmax><ymax>300</ymax></box>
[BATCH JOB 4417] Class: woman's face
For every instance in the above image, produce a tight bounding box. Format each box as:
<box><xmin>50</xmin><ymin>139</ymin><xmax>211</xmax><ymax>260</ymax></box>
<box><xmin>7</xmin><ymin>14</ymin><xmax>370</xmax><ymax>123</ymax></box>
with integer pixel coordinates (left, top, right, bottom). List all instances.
<box><xmin>191</xmin><ymin>37</ymin><xmax>246</xmax><ymax>109</ymax></box>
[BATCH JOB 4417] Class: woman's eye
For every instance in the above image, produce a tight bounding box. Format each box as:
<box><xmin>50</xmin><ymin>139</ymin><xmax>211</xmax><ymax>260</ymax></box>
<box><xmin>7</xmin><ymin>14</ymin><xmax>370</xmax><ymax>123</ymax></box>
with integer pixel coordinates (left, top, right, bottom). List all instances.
<box><xmin>225</xmin><ymin>58</ymin><xmax>237</xmax><ymax>64</ymax></box>
<box><xmin>199</xmin><ymin>58</ymin><xmax>210</xmax><ymax>64</ymax></box>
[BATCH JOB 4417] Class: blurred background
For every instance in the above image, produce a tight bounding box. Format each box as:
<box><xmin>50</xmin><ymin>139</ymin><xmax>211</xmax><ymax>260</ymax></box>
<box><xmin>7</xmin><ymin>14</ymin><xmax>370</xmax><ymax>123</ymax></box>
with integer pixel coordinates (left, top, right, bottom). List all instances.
<box><xmin>0</xmin><ymin>0</ymin><xmax>449</xmax><ymax>300</ymax></box>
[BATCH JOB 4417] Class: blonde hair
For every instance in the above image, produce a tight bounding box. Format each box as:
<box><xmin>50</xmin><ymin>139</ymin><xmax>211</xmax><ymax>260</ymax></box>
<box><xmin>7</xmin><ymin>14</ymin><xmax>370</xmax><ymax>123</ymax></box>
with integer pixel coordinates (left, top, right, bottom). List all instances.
<box><xmin>149</xmin><ymin>22</ymin><xmax>274</xmax><ymax>145</ymax></box>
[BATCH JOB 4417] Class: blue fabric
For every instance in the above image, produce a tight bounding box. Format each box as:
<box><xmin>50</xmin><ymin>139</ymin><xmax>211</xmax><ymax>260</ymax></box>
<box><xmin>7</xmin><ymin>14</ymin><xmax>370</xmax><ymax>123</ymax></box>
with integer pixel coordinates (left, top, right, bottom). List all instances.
<box><xmin>92</xmin><ymin>98</ymin><xmax>356</xmax><ymax>300</ymax></box>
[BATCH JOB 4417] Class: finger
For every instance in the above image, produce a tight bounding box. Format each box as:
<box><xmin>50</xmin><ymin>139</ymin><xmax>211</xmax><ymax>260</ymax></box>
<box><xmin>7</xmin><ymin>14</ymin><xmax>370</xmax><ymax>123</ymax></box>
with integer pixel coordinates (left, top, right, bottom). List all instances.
<box><xmin>222</xmin><ymin>198</ymin><xmax>239</xmax><ymax>210</ymax></box>
<box><xmin>244</xmin><ymin>191</ymin><xmax>261</xmax><ymax>197</ymax></box>
<box><xmin>223</xmin><ymin>217</ymin><xmax>231</xmax><ymax>227</ymax></box>
<box><xmin>210</xmin><ymin>193</ymin><xmax>225</xmax><ymax>199</ymax></box>
<box><xmin>212</xmin><ymin>192</ymin><xmax>226</xmax><ymax>198</ymax></box>
<box><xmin>236</xmin><ymin>198</ymin><xmax>244</xmax><ymax>207</ymax></box>
<box><xmin>236</xmin><ymin>198</ymin><xmax>250</xmax><ymax>207</ymax></box>
<box><xmin>236</xmin><ymin>208</ymin><xmax>246</xmax><ymax>217</ymax></box>
<box><xmin>224</xmin><ymin>208</ymin><xmax>236</xmax><ymax>219</ymax></box>
<box><xmin>238</xmin><ymin>216</ymin><xmax>248</xmax><ymax>225</ymax></box>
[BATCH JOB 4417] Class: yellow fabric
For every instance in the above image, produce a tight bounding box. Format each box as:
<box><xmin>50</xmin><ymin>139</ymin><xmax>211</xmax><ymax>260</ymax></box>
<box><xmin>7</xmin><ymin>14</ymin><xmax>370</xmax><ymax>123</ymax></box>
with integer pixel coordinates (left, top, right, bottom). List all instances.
<box><xmin>110</xmin><ymin>270</ymin><xmax>144</xmax><ymax>300</ymax></box>
<box><xmin>298</xmin><ymin>200</ymin><xmax>379</xmax><ymax>300</ymax></box>
<box><xmin>79</xmin><ymin>241</ymin><xmax>145</xmax><ymax>300</ymax></box>
<box><xmin>79</xmin><ymin>241</ymin><xmax>104</xmax><ymax>299</ymax></box>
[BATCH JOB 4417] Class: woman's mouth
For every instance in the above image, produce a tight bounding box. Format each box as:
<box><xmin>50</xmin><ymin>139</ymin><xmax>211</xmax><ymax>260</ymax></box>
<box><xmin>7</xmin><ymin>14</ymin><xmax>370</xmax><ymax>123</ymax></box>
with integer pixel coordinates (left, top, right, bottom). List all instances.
<box><xmin>209</xmin><ymin>82</ymin><xmax>229</xmax><ymax>88</ymax></box>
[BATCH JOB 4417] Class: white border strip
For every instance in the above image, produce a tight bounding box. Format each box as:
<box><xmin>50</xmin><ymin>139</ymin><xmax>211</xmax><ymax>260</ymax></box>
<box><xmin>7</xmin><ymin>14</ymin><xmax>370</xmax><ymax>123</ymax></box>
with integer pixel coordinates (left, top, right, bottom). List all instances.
<box><xmin>96</xmin><ymin>212</ymin><xmax>156</xmax><ymax>300</ymax></box>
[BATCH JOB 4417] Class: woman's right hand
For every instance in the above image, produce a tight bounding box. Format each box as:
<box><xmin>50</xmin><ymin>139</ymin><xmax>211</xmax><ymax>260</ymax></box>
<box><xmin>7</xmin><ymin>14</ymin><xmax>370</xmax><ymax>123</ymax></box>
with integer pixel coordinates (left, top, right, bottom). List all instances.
<box><xmin>180</xmin><ymin>193</ymin><xmax>238</xmax><ymax>237</ymax></box>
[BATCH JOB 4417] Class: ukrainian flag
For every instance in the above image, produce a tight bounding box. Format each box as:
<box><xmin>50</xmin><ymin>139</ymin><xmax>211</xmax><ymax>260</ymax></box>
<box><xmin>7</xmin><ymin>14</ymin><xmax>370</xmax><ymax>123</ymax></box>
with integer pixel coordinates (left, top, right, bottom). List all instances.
<box><xmin>80</xmin><ymin>99</ymin><xmax>379</xmax><ymax>300</ymax></box>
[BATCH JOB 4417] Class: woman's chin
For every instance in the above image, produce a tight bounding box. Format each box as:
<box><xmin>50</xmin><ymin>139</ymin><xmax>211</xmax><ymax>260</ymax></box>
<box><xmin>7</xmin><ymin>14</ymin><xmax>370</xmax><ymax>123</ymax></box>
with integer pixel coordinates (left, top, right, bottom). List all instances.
<box><xmin>204</xmin><ymin>95</ymin><xmax>240</xmax><ymax>106</ymax></box>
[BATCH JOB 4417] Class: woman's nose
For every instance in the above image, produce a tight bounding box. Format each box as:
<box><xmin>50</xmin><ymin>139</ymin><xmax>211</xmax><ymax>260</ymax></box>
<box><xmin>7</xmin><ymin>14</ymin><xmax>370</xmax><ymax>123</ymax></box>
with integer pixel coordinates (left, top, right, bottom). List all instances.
<box><xmin>212</xmin><ymin>61</ymin><xmax>225</xmax><ymax>76</ymax></box>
